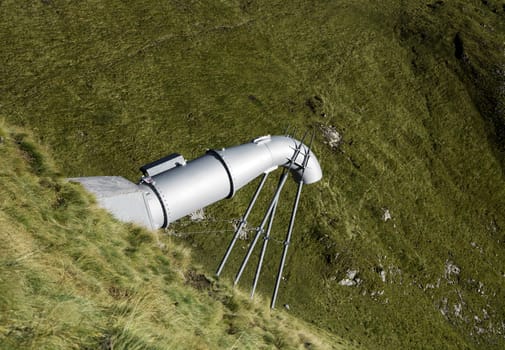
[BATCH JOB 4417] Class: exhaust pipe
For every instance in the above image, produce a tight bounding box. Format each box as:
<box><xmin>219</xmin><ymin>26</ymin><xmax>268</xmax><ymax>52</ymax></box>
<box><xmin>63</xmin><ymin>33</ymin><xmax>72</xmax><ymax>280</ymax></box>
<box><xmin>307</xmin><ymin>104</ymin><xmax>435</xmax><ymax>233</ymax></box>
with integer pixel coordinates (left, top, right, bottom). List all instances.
<box><xmin>70</xmin><ymin>135</ymin><xmax>322</xmax><ymax>230</ymax></box>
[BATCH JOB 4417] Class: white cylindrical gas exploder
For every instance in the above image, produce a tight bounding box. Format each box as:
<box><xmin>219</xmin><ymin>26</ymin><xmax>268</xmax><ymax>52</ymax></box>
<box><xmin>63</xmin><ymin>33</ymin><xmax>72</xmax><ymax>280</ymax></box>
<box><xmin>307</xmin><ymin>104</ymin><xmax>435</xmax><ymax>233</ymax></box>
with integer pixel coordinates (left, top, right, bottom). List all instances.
<box><xmin>70</xmin><ymin>135</ymin><xmax>322</xmax><ymax>230</ymax></box>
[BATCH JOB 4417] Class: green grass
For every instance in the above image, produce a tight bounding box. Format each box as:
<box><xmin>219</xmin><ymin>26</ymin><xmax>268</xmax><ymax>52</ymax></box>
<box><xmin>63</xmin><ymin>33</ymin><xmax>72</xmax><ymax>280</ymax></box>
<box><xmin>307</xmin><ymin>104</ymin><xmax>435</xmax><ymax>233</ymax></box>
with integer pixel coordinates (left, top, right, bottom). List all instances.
<box><xmin>1</xmin><ymin>1</ymin><xmax>505</xmax><ymax>349</ymax></box>
<box><xmin>0</xmin><ymin>123</ymin><xmax>355</xmax><ymax>349</ymax></box>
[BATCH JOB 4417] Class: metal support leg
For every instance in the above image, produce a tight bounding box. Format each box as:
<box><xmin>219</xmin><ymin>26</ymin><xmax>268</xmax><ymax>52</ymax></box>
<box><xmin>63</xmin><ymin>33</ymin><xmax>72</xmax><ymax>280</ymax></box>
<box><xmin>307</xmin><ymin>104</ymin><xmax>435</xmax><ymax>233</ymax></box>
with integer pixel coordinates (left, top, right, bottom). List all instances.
<box><xmin>216</xmin><ymin>173</ymin><xmax>268</xmax><ymax>277</ymax></box>
<box><xmin>250</xmin><ymin>193</ymin><xmax>279</xmax><ymax>299</ymax></box>
<box><xmin>271</xmin><ymin>179</ymin><xmax>304</xmax><ymax>309</ymax></box>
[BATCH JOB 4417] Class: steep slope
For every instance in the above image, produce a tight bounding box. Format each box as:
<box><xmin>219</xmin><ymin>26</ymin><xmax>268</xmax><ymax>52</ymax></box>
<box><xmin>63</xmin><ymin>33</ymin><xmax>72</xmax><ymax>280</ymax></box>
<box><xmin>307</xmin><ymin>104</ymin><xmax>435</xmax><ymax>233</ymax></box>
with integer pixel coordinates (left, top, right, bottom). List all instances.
<box><xmin>0</xmin><ymin>124</ymin><xmax>356</xmax><ymax>349</ymax></box>
<box><xmin>1</xmin><ymin>1</ymin><xmax>505</xmax><ymax>349</ymax></box>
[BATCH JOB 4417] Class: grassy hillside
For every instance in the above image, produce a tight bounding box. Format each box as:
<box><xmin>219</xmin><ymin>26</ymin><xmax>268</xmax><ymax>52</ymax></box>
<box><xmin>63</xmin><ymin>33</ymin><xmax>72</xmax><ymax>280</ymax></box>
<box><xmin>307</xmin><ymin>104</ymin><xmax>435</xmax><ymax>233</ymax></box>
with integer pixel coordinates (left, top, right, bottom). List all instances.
<box><xmin>1</xmin><ymin>0</ymin><xmax>505</xmax><ymax>349</ymax></box>
<box><xmin>0</xmin><ymin>124</ymin><xmax>355</xmax><ymax>349</ymax></box>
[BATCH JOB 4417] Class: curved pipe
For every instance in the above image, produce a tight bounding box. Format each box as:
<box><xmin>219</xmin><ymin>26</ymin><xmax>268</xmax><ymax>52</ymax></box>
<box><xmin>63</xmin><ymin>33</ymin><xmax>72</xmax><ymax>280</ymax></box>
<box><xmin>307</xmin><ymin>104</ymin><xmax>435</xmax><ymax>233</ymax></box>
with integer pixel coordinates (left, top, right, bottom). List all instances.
<box><xmin>70</xmin><ymin>135</ymin><xmax>322</xmax><ymax>230</ymax></box>
<box><xmin>210</xmin><ymin>135</ymin><xmax>323</xmax><ymax>193</ymax></box>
